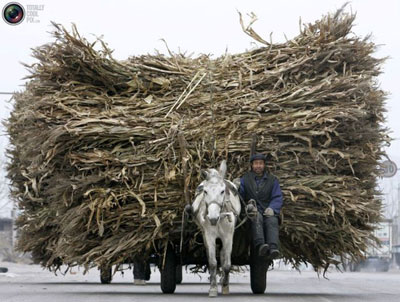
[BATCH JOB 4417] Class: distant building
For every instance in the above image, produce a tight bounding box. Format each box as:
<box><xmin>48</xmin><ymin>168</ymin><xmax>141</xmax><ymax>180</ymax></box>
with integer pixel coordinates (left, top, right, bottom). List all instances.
<box><xmin>0</xmin><ymin>218</ymin><xmax>13</xmax><ymax>254</ymax></box>
<box><xmin>378</xmin><ymin>157</ymin><xmax>400</xmax><ymax>253</ymax></box>
<box><xmin>0</xmin><ymin>217</ymin><xmax>12</xmax><ymax>233</ymax></box>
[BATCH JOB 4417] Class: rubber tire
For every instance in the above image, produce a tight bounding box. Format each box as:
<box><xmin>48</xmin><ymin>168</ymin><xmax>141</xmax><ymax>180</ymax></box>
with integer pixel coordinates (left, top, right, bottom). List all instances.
<box><xmin>160</xmin><ymin>247</ymin><xmax>176</xmax><ymax>294</ymax></box>
<box><xmin>175</xmin><ymin>264</ymin><xmax>182</xmax><ymax>284</ymax></box>
<box><xmin>250</xmin><ymin>252</ymin><xmax>267</xmax><ymax>294</ymax></box>
<box><xmin>0</xmin><ymin>267</ymin><xmax>8</xmax><ymax>273</ymax></box>
<box><xmin>100</xmin><ymin>267</ymin><xmax>112</xmax><ymax>284</ymax></box>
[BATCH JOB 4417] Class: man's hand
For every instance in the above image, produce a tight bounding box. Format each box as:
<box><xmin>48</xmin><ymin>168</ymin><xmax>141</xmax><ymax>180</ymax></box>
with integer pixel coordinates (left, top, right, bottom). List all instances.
<box><xmin>245</xmin><ymin>201</ymin><xmax>257</xmax><ymax>218</ymax></box>
<box><xmin>263</xmin><ymin>207</ymin><xmax>274</xmax><ymax>217</ymax></box>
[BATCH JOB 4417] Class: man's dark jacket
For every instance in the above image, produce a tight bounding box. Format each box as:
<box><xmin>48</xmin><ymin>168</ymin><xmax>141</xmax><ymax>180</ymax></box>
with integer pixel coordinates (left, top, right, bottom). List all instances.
<box><xmin>239</xmin><ymin>171</ymin><xmax>283</xmax><ymax>215</ymax></box>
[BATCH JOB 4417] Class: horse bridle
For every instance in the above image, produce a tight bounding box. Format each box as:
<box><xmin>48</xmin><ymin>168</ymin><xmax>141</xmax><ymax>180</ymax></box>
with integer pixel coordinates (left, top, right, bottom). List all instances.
<box><xmin>204</xmin><ymin>194</ymin><xmax>226</xmax><ymax>214</ymax></box>
<box><xmin>194</xmin><ymin>179</ymin><xmax>239</xmax><ymax>219</ymax></box>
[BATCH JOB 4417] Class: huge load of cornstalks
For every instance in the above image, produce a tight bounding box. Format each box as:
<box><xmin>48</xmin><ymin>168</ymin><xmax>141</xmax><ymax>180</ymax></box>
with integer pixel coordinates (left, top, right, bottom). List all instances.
<box><xmin>6</xmin><ymin>8</ymin><xmax>389</xmax><ymax>272</ymax></box>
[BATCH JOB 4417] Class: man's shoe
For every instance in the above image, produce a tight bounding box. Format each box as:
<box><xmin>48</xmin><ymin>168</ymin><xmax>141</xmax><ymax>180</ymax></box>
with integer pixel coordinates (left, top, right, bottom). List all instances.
<box><xmin>257</xmin><ymin>244</ymin><xmax>269</xmax><ymax>257</ymax></box>
<box><xmin>134</xmin><ymin>279</ymin><xmax>146</xmax><ymax>285</ymax></box>
<box><xmin>268</xmin><ymin>249</ymin><xmax>280</xmax><ymax>259</ymax></box>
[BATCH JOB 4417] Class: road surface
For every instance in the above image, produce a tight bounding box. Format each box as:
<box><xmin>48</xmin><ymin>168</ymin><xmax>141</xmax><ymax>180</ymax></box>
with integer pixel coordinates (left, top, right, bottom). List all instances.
<box><xmin>1</xmin><ymin>261</ymin><xmax>399</xmax><ymax>301</ymax></box>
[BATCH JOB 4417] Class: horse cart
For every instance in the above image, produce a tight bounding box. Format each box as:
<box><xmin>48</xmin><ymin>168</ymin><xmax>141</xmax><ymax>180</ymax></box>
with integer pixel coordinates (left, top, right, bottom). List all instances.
<box><xmin>158</xmin><ymin>217</ymin><xmax>273</xmax><ymax>295</ymax></box>
<box><xmin>100</xmin><ymin>160</ymin><xmax>275</xmax><ymax>295</ymax></box>
<box><xmin>99</xmin><ymin>204</ymin><xmax>273</xmax><ymax>295</ymax></box>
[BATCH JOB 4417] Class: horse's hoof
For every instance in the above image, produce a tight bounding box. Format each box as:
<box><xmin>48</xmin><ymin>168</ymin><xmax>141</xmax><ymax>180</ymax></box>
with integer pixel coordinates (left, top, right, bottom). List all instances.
<box><xmin>222</xmin><ymin>286</ymin><xmax>229</xmax><ymax>295</ymax></box>
<box><xmin>209</xmin><ymin>288</ymin><xmax>218</xmax><ymax>297</ymax></box>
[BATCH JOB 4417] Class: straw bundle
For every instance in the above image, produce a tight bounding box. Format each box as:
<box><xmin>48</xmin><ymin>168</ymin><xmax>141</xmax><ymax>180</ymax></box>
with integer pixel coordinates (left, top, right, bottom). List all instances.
<box><xmin>6</xmin><ymin>7</ymin><xmax>389</xmax><ymax>272</ymax></box>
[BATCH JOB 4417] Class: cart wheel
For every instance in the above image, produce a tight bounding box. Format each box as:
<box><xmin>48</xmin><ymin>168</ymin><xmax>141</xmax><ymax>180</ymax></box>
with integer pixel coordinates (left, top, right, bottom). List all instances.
<box><xmin>160</xmin><ymin>246</ymin><xmax>176</xmax><ymax>293</ymax></box>
<box><xmin>349</xmin><ymin>262</ymin><xmax>356</xmax><ymax>272</ymax></box>
<box><xmin>145</xmin><ymin>263</ymin><xmax>151</xmax><ymax>281</ymax></box>
<box><xmin>250</xmin><ymin>249</ymin><xmax>267</xmax><ymax>294</ymax></box>
<box><xmin>100</xmin><ymin>267</ymin><xmax>112</xmax><ymax>284</ymax></box>
<box><xmin>0</xmin><ymin>267</ymin><xmax>8</xmax><ymax>273</ymax></box>
<box><xmin>175</xmin><ymin>264</ymin><xmax>182</xmax><ymax>284</ymax></box>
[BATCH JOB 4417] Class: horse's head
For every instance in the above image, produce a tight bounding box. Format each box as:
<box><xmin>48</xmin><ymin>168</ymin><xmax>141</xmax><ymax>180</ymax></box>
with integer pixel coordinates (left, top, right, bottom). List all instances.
<box><xmin>201</xmin><ymin>160</ymin><xmax>227</xmax><ymax>226</ymax></box>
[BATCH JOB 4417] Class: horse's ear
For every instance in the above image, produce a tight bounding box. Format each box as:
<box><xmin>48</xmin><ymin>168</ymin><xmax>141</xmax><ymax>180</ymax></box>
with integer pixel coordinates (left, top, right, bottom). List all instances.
<box><xmin>201</xmin><ymin>170</ymin><xmax>209</xmax><ymax>179</ymax></box>
<box><xmin>219</xmin><ymin>160</ymin><xmax>227</xmax><ymax>179</ymax></box>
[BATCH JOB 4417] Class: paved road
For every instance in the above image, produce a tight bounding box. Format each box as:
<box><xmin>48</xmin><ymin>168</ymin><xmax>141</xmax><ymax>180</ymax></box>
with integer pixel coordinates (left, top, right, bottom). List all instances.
<box><xmin>1</xmin><ymin>261</ymin><xmax>399</xmax><ymax>301</ymax></box>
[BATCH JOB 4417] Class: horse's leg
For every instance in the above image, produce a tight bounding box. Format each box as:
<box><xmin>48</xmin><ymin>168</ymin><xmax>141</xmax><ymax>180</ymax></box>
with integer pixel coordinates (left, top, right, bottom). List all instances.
<box><xmin>219</xmin><ymin>243</ymin><xmax>227</xmax><ymax>293</ymax></box>
<box><xmin>220</xmin><ymin>221</ymin><xmax>234</xmax><ymax>295</ymax></box>
<box><xmin>204</xmin><ymin>231</ymin><xmax>218</xmax><ymax>297</ymax></box>
<box><xmin>220</xmin><ymin>246</ymin><xmax>225</xmax><ymax>283</ymax></box>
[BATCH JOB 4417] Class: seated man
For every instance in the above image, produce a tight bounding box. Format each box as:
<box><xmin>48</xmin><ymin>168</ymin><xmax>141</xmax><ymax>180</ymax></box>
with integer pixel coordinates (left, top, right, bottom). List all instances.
<box><xmin>239</xmin><ymin>153</ymin><xmax>283</xmax><ymax>259</ymax></box>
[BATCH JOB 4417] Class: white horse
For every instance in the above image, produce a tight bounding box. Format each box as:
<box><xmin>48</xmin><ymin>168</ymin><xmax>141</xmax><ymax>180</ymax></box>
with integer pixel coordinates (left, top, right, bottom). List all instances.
<box><xmin>190</xmin><ymin>160</ymin><xmax>241</xmax><ymax>297</ymax></box>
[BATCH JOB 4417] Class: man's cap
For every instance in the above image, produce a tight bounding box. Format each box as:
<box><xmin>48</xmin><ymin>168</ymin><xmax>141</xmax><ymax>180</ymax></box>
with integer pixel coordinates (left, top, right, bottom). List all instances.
<box><xmin>250</xmin><ymin>153</ymin><xmax>266</xmax><ymax>163</ymax></box>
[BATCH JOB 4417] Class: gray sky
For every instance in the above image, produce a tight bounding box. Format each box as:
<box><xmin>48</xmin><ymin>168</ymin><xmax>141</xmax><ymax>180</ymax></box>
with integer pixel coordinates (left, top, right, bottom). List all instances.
<box><xmin>1</xmin><ymin>0</ymin><xmax>399</xmax><ymax>217</ymax></box>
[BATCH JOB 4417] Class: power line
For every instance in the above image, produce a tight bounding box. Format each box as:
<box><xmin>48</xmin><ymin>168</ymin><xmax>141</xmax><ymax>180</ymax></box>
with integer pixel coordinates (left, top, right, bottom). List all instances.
<box><xmin>0</xmin><ymin>92</ymin><xmax>14</xmax><ymax>95</ymax></box>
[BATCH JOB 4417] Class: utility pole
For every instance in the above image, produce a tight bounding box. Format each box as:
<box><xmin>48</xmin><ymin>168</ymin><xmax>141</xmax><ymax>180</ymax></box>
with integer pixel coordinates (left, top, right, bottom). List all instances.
<box><xmin>396</xmin><ymin>185</ymin><xmax>400</xmax><ymax>246</ymax></box>
<box><xmin>11</xmin><ymin>208</ymin><xmax>16</xmax><ymax>250</ymax></box>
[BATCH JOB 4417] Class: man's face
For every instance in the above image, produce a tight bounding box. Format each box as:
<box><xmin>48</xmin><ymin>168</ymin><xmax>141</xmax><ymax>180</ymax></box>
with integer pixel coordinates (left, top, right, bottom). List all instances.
<box><xmin>252</xmin><ymin>159</ymin><xmax>265</xmax><ymax>175</ymax></box>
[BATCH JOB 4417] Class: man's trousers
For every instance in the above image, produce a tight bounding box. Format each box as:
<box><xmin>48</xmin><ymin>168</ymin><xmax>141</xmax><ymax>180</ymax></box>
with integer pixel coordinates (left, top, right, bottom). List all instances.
<box><xmin>250</xmin><ymin>212</ymin><xmax>279</xmax><ymax>249</ymax></box>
